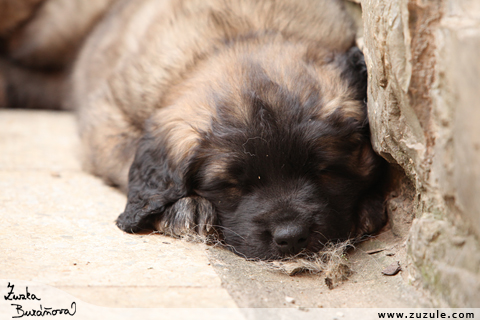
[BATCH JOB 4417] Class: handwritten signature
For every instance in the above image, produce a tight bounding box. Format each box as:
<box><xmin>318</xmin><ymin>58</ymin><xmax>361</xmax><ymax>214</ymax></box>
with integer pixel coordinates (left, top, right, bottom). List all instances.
<box><xmin>4</xmin><ymin>282</ymin><xmax>76</xmax><ymax>318</ymax></box>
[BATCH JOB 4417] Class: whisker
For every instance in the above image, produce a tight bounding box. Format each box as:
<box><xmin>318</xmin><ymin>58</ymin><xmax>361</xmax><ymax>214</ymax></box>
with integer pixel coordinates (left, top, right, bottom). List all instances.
<box><xmin>210</xmin><ymin>224</ymin><xmax>247</xmax><ymax>241</ymax></box>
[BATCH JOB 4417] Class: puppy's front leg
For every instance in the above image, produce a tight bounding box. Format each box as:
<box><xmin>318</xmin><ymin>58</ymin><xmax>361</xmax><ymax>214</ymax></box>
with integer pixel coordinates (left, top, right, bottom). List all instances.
<box><xmin>154</xmin><ymin>196</ymin><xmax>216</xmax><ymax>238</ymax></box>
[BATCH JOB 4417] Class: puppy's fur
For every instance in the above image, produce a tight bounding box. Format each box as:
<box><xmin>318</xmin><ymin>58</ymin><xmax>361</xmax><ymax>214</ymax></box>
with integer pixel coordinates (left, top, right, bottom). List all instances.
<box><xmin>0</xmin><ymin>0</ymin><xmax>116</xmax><ymax>108</ymax></box>
<box><xmin>6</xmin><ymin>0</ymin><xmax>387</xmax><ymax>259</ymax></box>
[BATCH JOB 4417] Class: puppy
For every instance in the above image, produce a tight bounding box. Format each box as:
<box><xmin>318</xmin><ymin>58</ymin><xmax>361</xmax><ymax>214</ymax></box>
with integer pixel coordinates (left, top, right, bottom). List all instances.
<box><xmin>71</xmin><ymin>0</ymin><xmax>387</xmax><ymax>260</ymax></box>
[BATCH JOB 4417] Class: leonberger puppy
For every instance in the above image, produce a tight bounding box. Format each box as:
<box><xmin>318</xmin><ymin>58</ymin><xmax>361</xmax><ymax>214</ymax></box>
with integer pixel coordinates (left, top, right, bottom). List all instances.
<box><xmin>5</xmin><ymin>0</ymin><xmax>388</xmax><ymax>259</ymax></box>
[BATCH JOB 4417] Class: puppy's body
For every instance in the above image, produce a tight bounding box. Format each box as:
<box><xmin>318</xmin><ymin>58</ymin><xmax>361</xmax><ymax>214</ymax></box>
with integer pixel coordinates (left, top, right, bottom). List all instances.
<box><xmin>73</xmin><ymin>0</ymin><xmax>355</xmax><ymax>188</ymax></box>
<box><xmin>72</xmin><ymin>0</ymin><xmax>387</xmax><ymax>259</ymax></box>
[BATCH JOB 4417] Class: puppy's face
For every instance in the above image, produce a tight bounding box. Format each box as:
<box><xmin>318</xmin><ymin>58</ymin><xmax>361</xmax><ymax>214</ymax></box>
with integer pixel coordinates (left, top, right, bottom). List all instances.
<box><xmin>191</xmin><ymin>65</ymin><xmax>384</xmax><ymax>259</ymax></box>
<box><xmin>194</xmin><ymin>130</ymin><xmax>379</xmax><ymax>259</ymax></box>
<box><xmin>116</xmin><ymin>44</ymin><xmax>387</xmax><ymax>260</ymax></box>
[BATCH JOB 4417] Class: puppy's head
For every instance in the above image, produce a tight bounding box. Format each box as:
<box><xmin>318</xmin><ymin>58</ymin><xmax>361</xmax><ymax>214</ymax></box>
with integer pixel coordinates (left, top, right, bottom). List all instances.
<box><xmin>116</xmin><ymin>43</ymin><xmax>387</xmax><ymax>260</ymax></box>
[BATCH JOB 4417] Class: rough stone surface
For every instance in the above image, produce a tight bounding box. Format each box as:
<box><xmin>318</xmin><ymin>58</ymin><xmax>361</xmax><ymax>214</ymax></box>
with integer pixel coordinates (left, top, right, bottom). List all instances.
<box><xmin>362</xmin><ymin>0</ymin><xmax>480</xmax><ymax>307</ymax></box>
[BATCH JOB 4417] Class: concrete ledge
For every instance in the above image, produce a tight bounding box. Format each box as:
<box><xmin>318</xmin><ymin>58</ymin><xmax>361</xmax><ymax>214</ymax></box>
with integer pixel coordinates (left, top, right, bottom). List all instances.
<box><xmin>0</xmin><ymin>110</ymin><xmax>237</xmax><ymax>309</ymax></box>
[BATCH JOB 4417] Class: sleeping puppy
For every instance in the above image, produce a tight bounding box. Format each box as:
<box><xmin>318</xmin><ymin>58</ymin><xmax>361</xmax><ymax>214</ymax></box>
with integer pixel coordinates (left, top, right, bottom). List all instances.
<box><xmin>72</xmin><ymin>0</ymin><xmax>387</xmax><ymax>260</ymax></box>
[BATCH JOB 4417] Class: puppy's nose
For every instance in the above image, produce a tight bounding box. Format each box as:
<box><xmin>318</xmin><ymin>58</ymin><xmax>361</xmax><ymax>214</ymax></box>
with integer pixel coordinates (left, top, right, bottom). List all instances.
<box><xmin>273</xmin><ymin>225</ymin><xmax>310</xmax><ymax>254</ymax></box>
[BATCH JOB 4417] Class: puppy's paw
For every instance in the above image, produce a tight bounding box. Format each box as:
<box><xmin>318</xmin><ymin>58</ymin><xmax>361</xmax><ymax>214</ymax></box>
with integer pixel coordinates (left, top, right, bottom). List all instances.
<box><xmin>154</xmin><ymin>196</ymin><xmax>217</xmax><ymax>238</ymax></box>
<box><xmin>355</xmin><ymin>191</ymin><xmax>387</xmax><ymax>237</ymax></box>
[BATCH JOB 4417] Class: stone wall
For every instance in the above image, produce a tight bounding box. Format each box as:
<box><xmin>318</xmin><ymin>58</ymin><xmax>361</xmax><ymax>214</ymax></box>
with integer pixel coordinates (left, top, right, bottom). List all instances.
<box><xmin>360</xmin><ymin>0</ymin><xmax>480</xmax><ymax>307</ymax></box>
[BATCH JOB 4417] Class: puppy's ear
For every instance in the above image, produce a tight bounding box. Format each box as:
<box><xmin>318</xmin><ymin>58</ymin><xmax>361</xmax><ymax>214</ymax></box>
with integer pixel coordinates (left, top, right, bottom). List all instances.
<box><xmin>116</xmin><ymin>134</ymin><xmax>189</xmax><ymax>233</ymax></box>
<box><xmin>340</xmin><ymin>46</ymin><xmax>368</xmax><ymax>101</ymax></box>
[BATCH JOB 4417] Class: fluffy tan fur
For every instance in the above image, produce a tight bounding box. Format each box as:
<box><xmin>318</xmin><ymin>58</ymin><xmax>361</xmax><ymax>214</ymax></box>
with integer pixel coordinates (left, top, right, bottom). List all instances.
<box><xmin>0</xmin><ymin>0</ymin><xmax>117</xmax><ymax>109</ymax></box>
<box><xmin>71</xmin><ymin>0</ymin><xmax>357</xmax><ymax>191</ymax></box>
